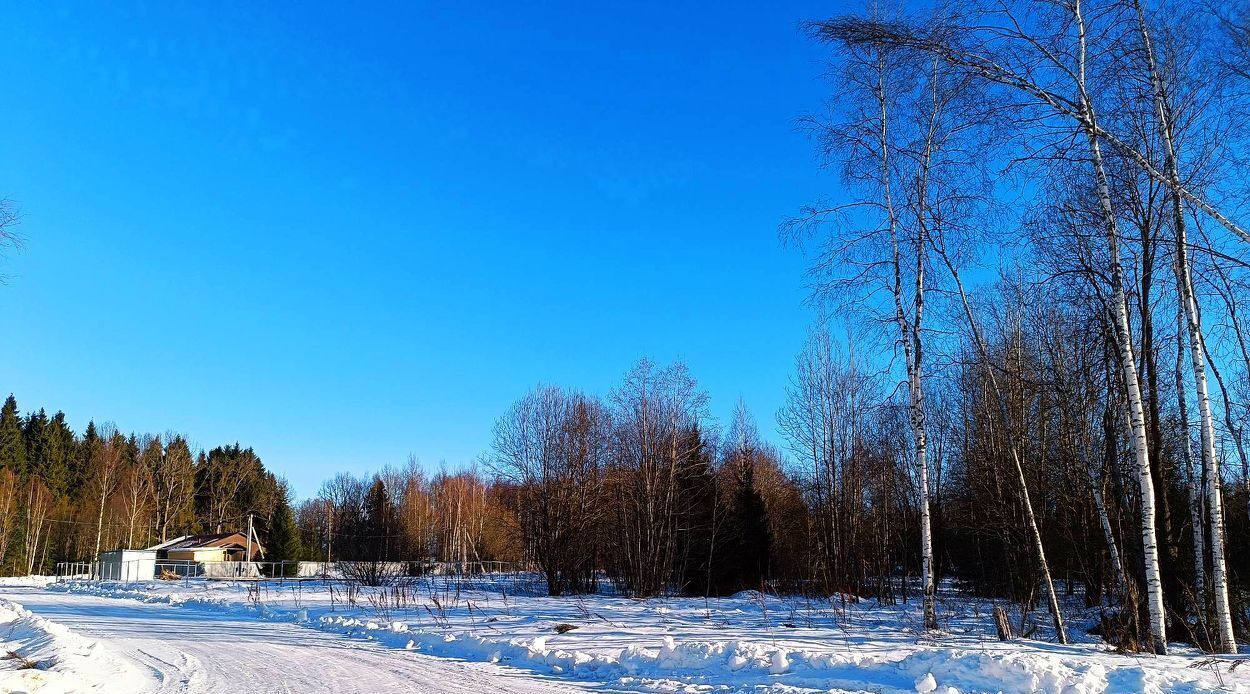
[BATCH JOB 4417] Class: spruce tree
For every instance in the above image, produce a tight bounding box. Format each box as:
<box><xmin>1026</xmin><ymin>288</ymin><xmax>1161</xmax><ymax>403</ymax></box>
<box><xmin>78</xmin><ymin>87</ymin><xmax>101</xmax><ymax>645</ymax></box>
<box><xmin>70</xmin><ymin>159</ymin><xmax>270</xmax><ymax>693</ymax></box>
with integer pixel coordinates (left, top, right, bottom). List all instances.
<box><xmin>23</xmin><ymin>408</ymin><xmax>49</xmax><ymax>478</ymax></box>
<box><xmin>73</xmin><ymin>420</ymin><xmax>99</xmax><ymax>500</ymax></box>
<box><xmin>363</xmin><ymin>478</ymin><xmax>391</xmax><ymax>562</ymax></box>
<box><xmin>0</xmin><ymin>396</ymin><xmax>26</xmax><ymax>474</ymax></box>
<box><xmin>266</xmin><ymin>498</ymin><xmax>303</xmax><ymax>575</ymax></box>
<box><xmin>44</xmin><ymin>412</ymin><xmax>75</xmax><ymax>498</ymax></box>
<box><xmin>729</xmin><ymin>461</ymin><xmax>771</xmax><ymax>592</ymax></box>
<box><xmin>676</xmin><ymin>424</ymin><xmax>720</xmax><ymax>596</ymax></box>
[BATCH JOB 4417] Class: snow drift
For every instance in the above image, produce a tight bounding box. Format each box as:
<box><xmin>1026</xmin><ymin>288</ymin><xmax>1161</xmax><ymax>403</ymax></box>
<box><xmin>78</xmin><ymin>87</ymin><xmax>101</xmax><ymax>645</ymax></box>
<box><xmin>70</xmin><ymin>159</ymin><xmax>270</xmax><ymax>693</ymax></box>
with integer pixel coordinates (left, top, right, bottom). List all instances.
<box><xmin>0</xmin><ymin>591</ymin><xmax>143</xmax><ymax>694</ymax></box>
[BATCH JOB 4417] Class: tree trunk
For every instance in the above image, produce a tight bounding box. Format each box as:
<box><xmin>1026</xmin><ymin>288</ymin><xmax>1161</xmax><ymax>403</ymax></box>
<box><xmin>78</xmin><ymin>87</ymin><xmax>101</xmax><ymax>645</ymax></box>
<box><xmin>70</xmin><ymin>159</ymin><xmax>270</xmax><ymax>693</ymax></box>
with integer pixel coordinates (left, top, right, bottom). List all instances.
<box><xmin>1091</xmin><ymin>451</ymin><xmax>1129</xmax><ymax>604</ymax></box>
<box><xmin>872</xmin><ymin>47</ymin><xmax>937</xmax><ymax>631</ymax></box>
<box><xmin>1129</xmin><ymin>0</ymin><xmax>1236</xmax><ymax>652</ymax></box>
<box><xmin>934</xmin><ymin>247</ymin><xmax>1067</xmax><ymax>643</ymax></box>
<box><xmin>1073</xmin><ymin>0</ymin><xmax>1167</xmax><ymax>652</ymax></box>
<box><xmin>1175</xmin><ymin>308</ymin><xmax>1208</xmax><ymax>621</ymax></box>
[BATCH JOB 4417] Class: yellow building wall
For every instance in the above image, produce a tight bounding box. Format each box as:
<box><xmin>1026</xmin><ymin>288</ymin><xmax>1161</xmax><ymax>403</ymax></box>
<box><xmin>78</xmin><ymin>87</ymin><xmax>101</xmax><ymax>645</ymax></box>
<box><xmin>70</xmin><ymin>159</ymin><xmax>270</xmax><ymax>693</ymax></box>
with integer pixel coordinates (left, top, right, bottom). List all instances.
<box><xmin>167</xmin><ymin>548</ymin><xmax>226</xmax><ymax>562</ymax></box>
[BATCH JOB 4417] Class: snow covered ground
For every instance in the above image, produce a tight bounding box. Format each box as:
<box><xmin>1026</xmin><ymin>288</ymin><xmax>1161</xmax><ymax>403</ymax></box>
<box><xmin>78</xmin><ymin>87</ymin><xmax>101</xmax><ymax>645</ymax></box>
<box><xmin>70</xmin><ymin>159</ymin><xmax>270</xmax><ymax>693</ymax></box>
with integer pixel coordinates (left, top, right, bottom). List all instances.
<box><xmin>0</xmin><ymin>582</ymin><xmax>144</xmax><ymax>694</ymax></box>
<box><xmin>0</xmin><ymin>574</ymin><xmax>1237</xmax><ymax>693</ymax></box>
<box><xmin>0</xmin><ymin>578</ymin><xmax>590</xmax><ymax>693</ymax></box>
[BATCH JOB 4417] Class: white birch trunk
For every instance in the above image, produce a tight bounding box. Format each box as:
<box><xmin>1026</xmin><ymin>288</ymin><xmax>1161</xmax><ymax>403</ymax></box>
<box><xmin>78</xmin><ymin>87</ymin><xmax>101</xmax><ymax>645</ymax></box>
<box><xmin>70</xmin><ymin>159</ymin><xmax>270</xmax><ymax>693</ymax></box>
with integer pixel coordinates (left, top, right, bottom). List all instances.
<box><xmin>94</xmin><ymin>486</ymin><xmax>107</xmax><ymax>562</ymax></box>
<box><xmin>908</xmin><ymin>339</ymin><xmax>937</xmax><ymax>631</ymax></box>
<box><xmin>1088</xmin><ymin>134</ymin><xmax>1169</xmax><ymax>655</ymax></box>
<box><xmin>1075</xmin><ymin>0</ymin><xmax>1168</xmax><ymax>654</ymax></box>
<box><xmin>1182</xmin><ymin>297</ymin><xmax>1237</xmax><ymax>652</ymax></box>
<box><xmin>1130</xmin><ymin>0</ymin><xmax>1236</xmax><ymax>652</ymax></box>
<box><xmin>872</xmin><ymin>47</ymin><xmax>937</xmax><ymax>631</ymax></box>
<box><xmin>1176</xmin><ymin>304</ymin><xmax>1208</xmax><ymax>617</ymax></box>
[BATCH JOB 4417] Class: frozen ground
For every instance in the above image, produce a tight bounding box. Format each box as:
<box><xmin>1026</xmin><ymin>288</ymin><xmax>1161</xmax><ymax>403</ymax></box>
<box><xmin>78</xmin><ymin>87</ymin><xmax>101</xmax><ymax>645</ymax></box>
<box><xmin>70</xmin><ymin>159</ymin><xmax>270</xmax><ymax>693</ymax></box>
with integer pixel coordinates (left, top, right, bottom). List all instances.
<box><xmin>0</xmin><ymin>575</ymin><xmax>1245</xmax><ymax>693</ymax></box>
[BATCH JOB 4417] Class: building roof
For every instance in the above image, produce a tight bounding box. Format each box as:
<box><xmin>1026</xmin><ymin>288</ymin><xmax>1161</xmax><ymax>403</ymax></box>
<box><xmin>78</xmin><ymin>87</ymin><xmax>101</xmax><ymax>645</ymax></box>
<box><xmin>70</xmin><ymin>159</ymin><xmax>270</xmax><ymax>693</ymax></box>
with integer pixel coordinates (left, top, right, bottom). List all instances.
<box><xmin>148</xmin><ymin>532</ymin><xmax>265</xmax><ymax>554</ymax></box>
<box><xmin>147</xmin><ymin>535</ymin><xmax>189</xmax><ymax>551</ymax></box>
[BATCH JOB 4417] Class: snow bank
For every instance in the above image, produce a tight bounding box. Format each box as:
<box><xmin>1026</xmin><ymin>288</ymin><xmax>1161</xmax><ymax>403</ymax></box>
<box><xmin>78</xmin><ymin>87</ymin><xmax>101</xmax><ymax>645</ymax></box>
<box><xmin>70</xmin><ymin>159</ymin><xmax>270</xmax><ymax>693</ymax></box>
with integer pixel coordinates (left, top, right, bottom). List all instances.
<box><xmin>48</xmin><ymin>579</ymin><xmax>1248</xmax><ymax>693</ymax></box>
<box><xmin>312</xmin><ymin>615</ymin><xmax>1235</xmax><ymax>694</ymax></box>
<box><xmin>0</xmin><ymin>576</ymin><xmax>56</xmax><ymax>589</ymax></box>
<box><xmin>0</xmin><ymin>597</ymin><xmax>143</xmax><ymax>693</ymax></box>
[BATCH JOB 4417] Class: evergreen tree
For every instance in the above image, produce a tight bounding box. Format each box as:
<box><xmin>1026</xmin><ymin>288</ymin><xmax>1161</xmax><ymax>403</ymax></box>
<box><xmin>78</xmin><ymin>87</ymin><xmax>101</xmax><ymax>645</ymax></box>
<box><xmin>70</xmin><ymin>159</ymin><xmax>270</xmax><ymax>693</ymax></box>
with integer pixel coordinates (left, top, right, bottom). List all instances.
<box><xmin>44</xmin><ymin>413</ymin><xmax>75</xmax><ymax>498</ymax></box>
<box><xmin>0</xmin><ymin>396</ymin><xmax>26</xmax><ymax>474</ymax></box>
<box><xmin>23</xmin><ymin>408</ymin><xmax>49</xmax><ymax>477</ymax></box>
<box><xmin>73</xmin><ymin>420</ymin><xmax>99</xmax><ymax>500</ymax></box>
<box><xmin>705</xmin><ymin>458</ymin><xmax>772</xmax><ymax>596</ymax></box>
<box><xmin>676</xmin><ymin>424</ymin><xmax>721</xmax><ymax>596</ymax></box>
<box><xmin>266</xmin><ymin>497</ymin><xmax>303</xmax><ymax>575</ymax></box>
<box><xmin>728</xmin><ymin>461</ymin><xmax>771</xmax><ymax>592</ymax></box>
<box><xmin>363</xmin><ymin>477</ymin><xmax>392</xmax><ymax>562</ymax></box>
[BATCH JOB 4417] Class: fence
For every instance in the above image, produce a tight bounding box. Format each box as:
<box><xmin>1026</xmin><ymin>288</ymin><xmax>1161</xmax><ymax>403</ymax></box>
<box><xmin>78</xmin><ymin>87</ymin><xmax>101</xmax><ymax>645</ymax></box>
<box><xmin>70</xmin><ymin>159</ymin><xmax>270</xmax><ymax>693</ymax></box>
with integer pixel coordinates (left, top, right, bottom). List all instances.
<box><xmin>53</xmin><ymin>559</ymin><xmax>540</xmax><ymax>588</ymax></box>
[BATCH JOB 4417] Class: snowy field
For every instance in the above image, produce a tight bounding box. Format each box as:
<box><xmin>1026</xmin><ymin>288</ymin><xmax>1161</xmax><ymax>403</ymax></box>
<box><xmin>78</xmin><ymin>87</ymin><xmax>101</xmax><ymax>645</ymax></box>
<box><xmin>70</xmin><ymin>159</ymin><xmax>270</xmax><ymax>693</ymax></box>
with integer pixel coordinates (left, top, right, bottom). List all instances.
<box><xmin>0</xmin><ymin>575</ymin><xmax>1244</xmax><ymax>693</ymax></box>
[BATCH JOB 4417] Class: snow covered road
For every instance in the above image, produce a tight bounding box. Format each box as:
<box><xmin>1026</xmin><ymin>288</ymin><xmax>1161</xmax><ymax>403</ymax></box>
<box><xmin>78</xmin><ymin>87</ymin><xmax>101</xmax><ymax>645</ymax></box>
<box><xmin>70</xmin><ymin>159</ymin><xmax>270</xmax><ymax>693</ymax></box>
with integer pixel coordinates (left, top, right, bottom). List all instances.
<box><xmin>1</xmin><ymin>587</ymin><xmax>592</xmax><ymax>693</ymax></box>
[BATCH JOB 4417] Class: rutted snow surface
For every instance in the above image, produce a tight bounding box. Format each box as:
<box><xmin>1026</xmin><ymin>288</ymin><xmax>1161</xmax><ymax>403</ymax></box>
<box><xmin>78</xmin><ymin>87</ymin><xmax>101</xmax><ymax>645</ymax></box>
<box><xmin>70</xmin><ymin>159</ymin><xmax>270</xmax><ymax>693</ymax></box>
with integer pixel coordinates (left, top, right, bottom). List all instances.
<box><xmin>1</xmin><ymin>582</ymin><xmax>590</xmax><ymax>693</ymax></box>
<box><xmin>0</xmin><ymin>584</ymin><xmax>144</xmax><ymax>694</ymax></box>
<box><xmin>4</xmin><ymin>576</ymin><xmax>1247</xmax><ymax>693</ymax></box>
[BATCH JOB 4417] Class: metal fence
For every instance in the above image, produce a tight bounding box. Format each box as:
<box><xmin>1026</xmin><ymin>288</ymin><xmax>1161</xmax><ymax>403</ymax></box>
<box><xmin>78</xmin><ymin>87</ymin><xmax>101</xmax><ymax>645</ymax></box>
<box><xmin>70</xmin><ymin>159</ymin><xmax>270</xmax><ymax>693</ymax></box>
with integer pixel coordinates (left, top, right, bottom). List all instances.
<box><xmin>52</xmin><ymin>559</ymin><xmax>543</xmax><ymax>588</ymax></box>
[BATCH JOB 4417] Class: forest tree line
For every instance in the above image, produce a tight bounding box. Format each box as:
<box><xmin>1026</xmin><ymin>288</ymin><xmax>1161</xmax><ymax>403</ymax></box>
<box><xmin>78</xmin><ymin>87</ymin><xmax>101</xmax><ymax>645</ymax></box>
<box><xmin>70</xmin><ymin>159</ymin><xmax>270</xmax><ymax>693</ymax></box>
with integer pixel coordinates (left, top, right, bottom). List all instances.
<box><xmin>0</xmin><ymin>394</ymin><xmax>303</xmax><ymax>572</ymax></box>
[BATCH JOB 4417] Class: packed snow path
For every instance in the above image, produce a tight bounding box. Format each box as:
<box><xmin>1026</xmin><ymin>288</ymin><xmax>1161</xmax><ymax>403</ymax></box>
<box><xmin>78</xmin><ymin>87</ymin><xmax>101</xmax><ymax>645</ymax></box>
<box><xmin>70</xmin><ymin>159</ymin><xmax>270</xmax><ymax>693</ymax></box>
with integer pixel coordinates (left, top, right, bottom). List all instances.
<box><xmin>1</xmin><ymin>586</ymin><xmax>592</xmax><ymax>693</ymax></box>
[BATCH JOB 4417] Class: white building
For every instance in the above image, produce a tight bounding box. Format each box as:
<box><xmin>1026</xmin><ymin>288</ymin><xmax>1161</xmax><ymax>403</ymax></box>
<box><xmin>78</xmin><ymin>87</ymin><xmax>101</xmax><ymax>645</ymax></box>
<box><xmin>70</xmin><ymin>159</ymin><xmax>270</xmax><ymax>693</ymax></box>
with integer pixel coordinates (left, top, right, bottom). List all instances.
<box><xmin>97</xmin><ymin>549</ymin><xmax>156</xmax><ymax>582</ymax></box>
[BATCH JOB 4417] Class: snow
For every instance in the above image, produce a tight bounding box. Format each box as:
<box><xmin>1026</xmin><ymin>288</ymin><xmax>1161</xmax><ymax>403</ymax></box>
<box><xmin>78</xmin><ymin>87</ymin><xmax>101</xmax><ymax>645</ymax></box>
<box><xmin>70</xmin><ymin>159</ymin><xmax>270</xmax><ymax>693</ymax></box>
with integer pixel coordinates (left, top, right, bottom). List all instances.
<box><xmin>21</xmin><ymin>575</ymin><xmax>1246</xmax><ymax>693</ymax></box>
<box><xmin>3</xmin><ymin>583</ymin><xmax>588</xmax><ymax>693</ymax></box>
<box><xmin>0</xmin><ymin>578</ymin><xmax>144</xmax><ymax>693</ymax></box>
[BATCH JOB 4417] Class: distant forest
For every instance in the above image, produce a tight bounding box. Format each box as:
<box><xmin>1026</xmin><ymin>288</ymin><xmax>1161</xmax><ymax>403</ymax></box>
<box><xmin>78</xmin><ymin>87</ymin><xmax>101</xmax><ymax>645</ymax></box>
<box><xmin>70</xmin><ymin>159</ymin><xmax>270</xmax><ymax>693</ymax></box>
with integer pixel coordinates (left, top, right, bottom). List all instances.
<box><xmin>0</xmin><ymin>394</ymin><xmax>298</xmax><ymax>572</ymax></box>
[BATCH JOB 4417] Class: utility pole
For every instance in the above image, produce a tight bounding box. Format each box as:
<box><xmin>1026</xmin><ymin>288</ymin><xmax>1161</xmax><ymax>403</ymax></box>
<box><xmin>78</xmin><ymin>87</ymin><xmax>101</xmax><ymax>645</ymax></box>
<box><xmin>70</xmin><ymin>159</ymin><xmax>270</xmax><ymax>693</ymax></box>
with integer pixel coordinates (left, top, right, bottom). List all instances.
<box><xmin>246</xmin><ymin>513</ymin><xmax>254</xmax><ymax>564</ymax></box>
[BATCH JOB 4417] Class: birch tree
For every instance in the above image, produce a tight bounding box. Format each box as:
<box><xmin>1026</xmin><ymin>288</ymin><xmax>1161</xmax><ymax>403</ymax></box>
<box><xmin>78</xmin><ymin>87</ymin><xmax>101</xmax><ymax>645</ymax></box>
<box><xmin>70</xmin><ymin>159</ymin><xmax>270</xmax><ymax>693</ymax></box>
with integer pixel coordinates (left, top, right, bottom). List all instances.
<box><xmin>796</xmin><ymin>15</ymin><xmax>940</xmax><ymax>628</ymax></box>
<box><xmin>22</xmin><ymin>477</ymin><xmax>50</xmax><ymax>575</ymax></box>
<box><xmin>813</xmin><ymin>0</ymin><xmax>1171</xmax><ymax>653</ymax></box>
<box><xmin>154</xmin><ymin>434</ymin><xmax>195</xmax><ymax>543</ymax></box>
<box><xmin>607</xmin><ymin>359</ymin><xmax>708</xmax><ymax>597</ymax></box>
<box><xmin>90</xmin><ymin>428</ymin><xmax>126</xmax><ymax>560</ymax></box>
<box><xmin>1127</xmin><ymin>0</ymin><xmax>1236</xmax><ymax>651</ymax></box>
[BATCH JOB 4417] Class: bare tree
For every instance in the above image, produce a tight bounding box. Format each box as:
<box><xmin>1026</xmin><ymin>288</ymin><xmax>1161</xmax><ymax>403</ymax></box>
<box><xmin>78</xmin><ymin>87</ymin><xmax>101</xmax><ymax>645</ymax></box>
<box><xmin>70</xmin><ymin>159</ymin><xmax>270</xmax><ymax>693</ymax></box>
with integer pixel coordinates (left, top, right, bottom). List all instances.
<box><xmin>491</xmin><ymin>386</ymin><xmax>609</xmax><ymax>594</ymax></box>
<box><xmin>1127</xmin><ymin>0</ymin><xmax>1237</xmax><ymax>650</ymax></box>
<box><xmin>812</xmin><ymin>0</ymin><xmax>1173</xmax><ymax>652</ymax></box>
<box><xmin>154</xmin><ymin>434</ymin><xmax>195</xmax><ymax>543</ymax></box>
<box><xmin>90</xmin><ymin>427</ymin><xmax>127</xmax><ymax>560</ymax></box>
<box><xmin>0</xmin><ymin>199</ymin><xmax>21</xmax><ymax>282</ymax></box>
<box><xmin>0</xmin><ymin>470</ymin><xmax>21</xmax><ymax>571</ymax></box>
<box><xmin>22</xmin><ymin>477</ymin><xmax>51</xmax><ymax>575</ymax></box>
<box><xmin>798</xmin><ymin>8</ymin><xmax>967</xmax><ymax>629</ymax></box>
<box><xmin>607</xmin><ymin>359</ymin><xmax>708</xmax><ymax>597</ymax></box>
<box><xmin>121</xmin><ymin>435</ymin><xmax>159</xmax><ymax>549</ymax></box>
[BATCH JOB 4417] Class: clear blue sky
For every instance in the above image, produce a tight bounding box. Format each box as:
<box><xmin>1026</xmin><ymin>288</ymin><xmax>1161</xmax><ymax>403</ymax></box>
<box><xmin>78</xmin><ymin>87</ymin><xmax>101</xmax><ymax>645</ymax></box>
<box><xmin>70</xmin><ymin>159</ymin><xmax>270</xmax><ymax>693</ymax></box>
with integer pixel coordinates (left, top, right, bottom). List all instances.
<box><xmin>1</xmin><ymin>2</ymin><xmax>836</xmax><ymax>498</ymax></box>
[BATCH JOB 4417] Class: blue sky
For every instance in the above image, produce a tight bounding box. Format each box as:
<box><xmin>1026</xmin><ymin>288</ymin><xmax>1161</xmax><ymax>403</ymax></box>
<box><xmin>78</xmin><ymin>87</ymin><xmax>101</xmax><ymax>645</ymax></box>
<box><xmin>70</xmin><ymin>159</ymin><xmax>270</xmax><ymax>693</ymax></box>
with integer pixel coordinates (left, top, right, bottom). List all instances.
<box><xmin>0</xmin><ymin>2</ymin><xmax>837</xmax><ymax>498</ymax></box>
